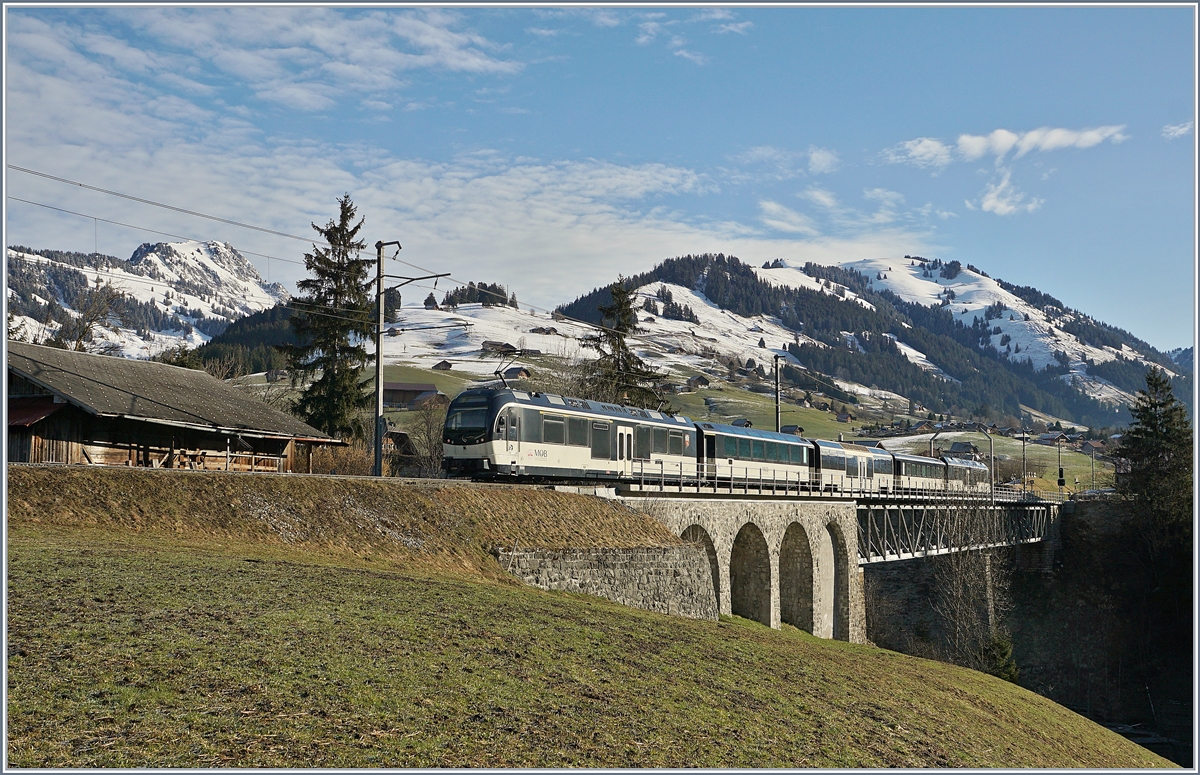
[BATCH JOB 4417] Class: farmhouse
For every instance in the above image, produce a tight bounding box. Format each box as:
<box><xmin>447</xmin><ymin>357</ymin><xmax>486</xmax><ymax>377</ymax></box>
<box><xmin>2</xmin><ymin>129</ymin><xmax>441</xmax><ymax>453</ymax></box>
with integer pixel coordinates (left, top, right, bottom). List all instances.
<box><xmin>383</xmin><ymin>382</ymin><xmax>448</xmax><ymax>410</ymax></box>
<box><xmin>7</xmin><ymin>341</ymin><xmax>338</xmax><ymax>472</ymax></box>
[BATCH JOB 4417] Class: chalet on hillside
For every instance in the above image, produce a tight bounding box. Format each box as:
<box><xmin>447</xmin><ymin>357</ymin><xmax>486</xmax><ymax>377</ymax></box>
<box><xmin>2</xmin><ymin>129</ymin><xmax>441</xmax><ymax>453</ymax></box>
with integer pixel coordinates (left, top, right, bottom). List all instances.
<box><xmin>383</xmin><ymin>382</ymin><xmax>448</xmax><ymax>410</ymax></box>
<box><xmin>7</xmin><ymin>341</ymin><xmax>339</xmax><ymax>472</ymax></box>
<box><xmin>432</xmin><ymin>360</ymin><xmax>453</xmax><ymax>371</ymax></box>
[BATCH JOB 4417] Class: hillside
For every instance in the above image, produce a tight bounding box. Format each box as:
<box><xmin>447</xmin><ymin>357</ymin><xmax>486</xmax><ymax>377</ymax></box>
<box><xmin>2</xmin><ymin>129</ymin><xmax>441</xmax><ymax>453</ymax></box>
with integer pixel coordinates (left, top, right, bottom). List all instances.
<box><xmin>6</xmin><ymin>241</ymin><xmax>288</xmax><ymax>358</ymax></box>
<box><xmin>556</xmin><ymin>254</ymin><xmax>1191</xmax><ymax>428</ymax></box>
<box><xmin>9</xmin><ymin>242</ymin><xmax>1189</xmax><ymax>431</ymax></box>
<box><xmin>5</xmin><ymin>466</ymin><xmax>1172</xmax><ymax>768</ymax></box>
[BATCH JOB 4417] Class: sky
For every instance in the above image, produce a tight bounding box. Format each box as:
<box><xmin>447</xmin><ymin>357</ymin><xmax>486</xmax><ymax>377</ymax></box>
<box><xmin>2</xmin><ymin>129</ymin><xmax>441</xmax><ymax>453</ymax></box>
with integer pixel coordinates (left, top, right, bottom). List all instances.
<box><xmin>3</xmin><ymin>5</ymin><xmax>1196</xmax><ymax>350</ymax></box>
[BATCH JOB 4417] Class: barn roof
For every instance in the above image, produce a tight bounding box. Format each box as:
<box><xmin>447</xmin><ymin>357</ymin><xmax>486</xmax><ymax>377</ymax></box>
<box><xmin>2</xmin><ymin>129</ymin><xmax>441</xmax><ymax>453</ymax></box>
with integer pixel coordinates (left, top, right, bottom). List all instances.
<box><xmin>7</xmin><ymin>341</ymin><xmax>334</xmax><ymax>442</ymax></box>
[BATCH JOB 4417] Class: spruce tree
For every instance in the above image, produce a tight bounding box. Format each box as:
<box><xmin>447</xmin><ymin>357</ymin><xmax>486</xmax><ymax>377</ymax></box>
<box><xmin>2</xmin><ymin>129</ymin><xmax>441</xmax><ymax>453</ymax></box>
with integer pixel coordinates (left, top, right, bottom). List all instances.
<box><xmin>280</xmin><ymin>194</ymin><xmax>372</xmax><ymax>439</ymax></box>
<box><xmin>1118</xmin><ymin>367</ymin><xmax>1193</xmax><ymax>556</ymax></box>
<box><xmin>582</xmin><ymin>277</ymin><xmax>662</xmax><ymax>406</ymax></box>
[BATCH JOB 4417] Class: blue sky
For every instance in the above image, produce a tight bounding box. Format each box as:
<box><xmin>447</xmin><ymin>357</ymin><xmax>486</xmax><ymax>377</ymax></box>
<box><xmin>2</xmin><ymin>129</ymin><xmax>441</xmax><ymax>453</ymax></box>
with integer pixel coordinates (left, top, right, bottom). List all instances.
<box><xmin>4</xmin><ymin>6</ymin><xmax>1195</xmax><ymax>349</ymax></box>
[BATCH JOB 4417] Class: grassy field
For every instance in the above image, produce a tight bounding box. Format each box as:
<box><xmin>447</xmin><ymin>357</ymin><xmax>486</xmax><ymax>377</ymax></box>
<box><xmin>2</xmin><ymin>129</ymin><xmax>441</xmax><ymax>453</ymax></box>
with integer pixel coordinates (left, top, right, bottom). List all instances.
<box><xmin>5</xmin><ymin>467</ymin><xmax>1171</xmax><ymax>768</ymax></box>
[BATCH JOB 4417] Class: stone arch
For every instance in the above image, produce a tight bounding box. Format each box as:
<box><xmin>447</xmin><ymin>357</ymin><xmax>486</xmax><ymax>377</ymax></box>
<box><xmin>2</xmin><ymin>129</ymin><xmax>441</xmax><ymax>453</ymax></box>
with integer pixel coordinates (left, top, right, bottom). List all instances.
<box><xmin>826</xmin><ymin>521</ymin><xmax>852</xmax><ymax>641</ymax></box>
<box><xmin>681</xmin><ymin>524</ymin><xmax>721</xmax><ymax>611</ymax></box>
<box><xmin>730</xmin><ymin>522</ymin><xmax>772</xmax><ymax>625</ymax></box>
<box><xmin>779</xmin><ymin>522</ymin><xmax>815</xmax><ymax>632</ymax></box>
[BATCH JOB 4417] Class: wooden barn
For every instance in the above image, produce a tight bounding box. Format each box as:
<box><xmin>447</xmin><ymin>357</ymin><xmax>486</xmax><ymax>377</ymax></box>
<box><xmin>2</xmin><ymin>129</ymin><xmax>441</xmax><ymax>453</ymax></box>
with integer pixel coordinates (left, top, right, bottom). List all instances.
<box><xmin>7</xmin><ymin>341</ymin><xmax>340</xmax><ymax>472</ymax></box>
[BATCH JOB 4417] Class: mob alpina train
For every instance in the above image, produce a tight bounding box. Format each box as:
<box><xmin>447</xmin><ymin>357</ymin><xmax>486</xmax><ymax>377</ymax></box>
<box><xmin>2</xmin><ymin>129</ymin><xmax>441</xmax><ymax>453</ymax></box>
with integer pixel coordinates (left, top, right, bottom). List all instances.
<box><xmin>442</xmin><ymin>387</ymin><xmax>990</xmax><ymax>496</ymax></box>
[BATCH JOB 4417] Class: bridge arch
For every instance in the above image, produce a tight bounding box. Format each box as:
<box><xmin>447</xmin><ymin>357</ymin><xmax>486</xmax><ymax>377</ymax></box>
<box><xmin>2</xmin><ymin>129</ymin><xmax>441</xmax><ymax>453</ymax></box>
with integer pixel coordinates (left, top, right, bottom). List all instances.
<box><xmin>681</xmin><ymin>524</ymin><xmax>721</xmax><ymax>612</ymax></box>
<box><xmin>778</xmin><ymin>522</ymin><xmax>815</xmax><ymax>632</ymax></box>
<box><xmin>730</xmin><ymin>522</ymin><xmax>772</xmax><ymax>626</ymax></box>
<box><xmin>826</xmin><ymin>520</ymin><xmax>852</xmax><ymax>641</ymax></box>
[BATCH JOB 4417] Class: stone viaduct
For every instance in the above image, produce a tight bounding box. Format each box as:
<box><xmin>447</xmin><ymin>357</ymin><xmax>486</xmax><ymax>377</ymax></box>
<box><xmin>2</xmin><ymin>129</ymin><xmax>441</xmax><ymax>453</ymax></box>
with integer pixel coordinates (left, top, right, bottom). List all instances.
<box><xmin>637</xmin><ymin>496</ymin><xmax>866</xmax><ymax>642</ymax></box>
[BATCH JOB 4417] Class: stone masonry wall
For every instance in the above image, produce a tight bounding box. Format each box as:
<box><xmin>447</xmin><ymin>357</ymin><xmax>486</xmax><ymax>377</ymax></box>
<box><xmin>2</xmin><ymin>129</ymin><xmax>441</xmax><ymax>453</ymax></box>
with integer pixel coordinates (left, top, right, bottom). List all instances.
<box><xmin>497</xmin><ymin>546</ymin><xmax>719</xmax><ymax>621</ymax></box>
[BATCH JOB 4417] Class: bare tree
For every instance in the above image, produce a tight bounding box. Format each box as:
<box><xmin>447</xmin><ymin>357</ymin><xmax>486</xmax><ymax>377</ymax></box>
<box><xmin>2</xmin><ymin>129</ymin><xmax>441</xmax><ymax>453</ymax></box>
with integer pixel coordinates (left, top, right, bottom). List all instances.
<box><xmin>46</xmin><ymin>281</ymin><xmax>125</xmax><ymax>354</ymax></box>
<box><xmin>929</xmin><ymin>499</ymin><xmax>1018</xmax><ymax>681</ymax></box>
<box><xmin>410</xmin><ymin>400</ymin><xmax>447</xmax><ymax>477</ymax></box>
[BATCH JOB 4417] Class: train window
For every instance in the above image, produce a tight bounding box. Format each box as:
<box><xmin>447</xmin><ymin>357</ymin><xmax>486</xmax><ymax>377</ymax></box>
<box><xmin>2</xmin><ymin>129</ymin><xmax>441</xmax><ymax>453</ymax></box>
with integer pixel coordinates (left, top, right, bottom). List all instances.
<box><xmin>823</xmin><ymin>452</ymin><xmax>845</xmax><ymax>472</ymax></box>
<box><xmin>764</xmin><ymin>442</ymin><xmax>777</xmax><ymax>462</ymax></box>
<box><xmin>723</xmin><ymin>436</ymin><xmax>737</xmax><ymax>459</ymax></box>
<box><xmin>846</xmin><ymin>456</ymin><xmax>857</xmax><ymax>477</ymax></box>
<box><xmin>567</xmin><ymin>417</ymin><xmax>589</xmax><ymax>446</ymax></box>
<box><xmin>751</xmin><ymin>440</ymin><xmax>764</xmax><ymax>461</ymax></box>
<box><xmin>543</xmin><ymin>414</ymin><xmax>565</xmax><ymax>445</ymax></box>
<box><xmin>874</xmin><ymin>457</ymin><xmax>893</xmax><ymax>475</ymax></box>
<box><xmin>591</xmin><ymin>423</ymin><xmax>610</xmax><ymax>459</ymax></box>
<box><xmin>668</xmin><ymin>430</ymin><xmax>683</xmax><ymax>456</ymax></box>
<box><xmin>653</xmin><ymin>428</ymin><xmax>668</xmax><ymax>454</ymax></box>
<box><xmin>683</xmin><ymin>431</ymin><xmax>693</xmax><ymax>455</ymax></box>
<box><xmin>734</xmin><ymin>438</ymin><xmax>748</xmax><ymax>458</ymax></box>
<box><xmin>635</xmin><ymin>426</ymin><xmax>652</xmax><ymax>460</ymax></box>
<box><xmin>520</xmin><ymin>409</ymin><xmax>542</xmax><ymax>443</ymax></box>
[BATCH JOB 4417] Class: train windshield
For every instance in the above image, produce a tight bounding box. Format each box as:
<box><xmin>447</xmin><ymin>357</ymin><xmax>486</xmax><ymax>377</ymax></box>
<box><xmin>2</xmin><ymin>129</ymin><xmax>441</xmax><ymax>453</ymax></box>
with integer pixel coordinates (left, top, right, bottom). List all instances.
<box><xmin>443</xmin><ymin>396</ymin><xmax>491</xmax><ymax>445</ymax></box>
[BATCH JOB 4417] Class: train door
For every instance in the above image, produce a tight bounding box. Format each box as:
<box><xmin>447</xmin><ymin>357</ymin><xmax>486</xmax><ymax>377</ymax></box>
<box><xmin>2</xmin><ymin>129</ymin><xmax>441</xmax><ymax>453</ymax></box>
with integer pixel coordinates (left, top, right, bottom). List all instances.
<box><xmin>704</xmin><ymin>434</ymin><xmax>717</xmax><ymax>479</ymax></box>
<box><xmin>498</xmin><ymin>405</ymin><xmax>520</xmax><ymax>469</ymax></box>
<box><xmin>616</xmin><ymin>425</ymin><xmax>633</xmax><ymax>477</ymax></box>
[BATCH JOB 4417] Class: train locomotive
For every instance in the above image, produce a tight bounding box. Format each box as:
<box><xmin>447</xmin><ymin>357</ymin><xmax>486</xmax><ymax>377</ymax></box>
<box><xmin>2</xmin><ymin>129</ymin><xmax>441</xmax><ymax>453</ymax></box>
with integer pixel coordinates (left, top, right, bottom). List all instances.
<box><xmin>442</xmin><ymin>387</ymin><xmax>991</xmax><ymax>495</ymax></box>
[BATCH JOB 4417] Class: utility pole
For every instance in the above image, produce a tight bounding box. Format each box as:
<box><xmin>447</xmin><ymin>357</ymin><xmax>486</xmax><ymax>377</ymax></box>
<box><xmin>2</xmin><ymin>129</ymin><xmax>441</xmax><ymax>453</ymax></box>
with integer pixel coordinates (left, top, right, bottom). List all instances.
<box><xmin>370</xmin><ymin>241</ymin><xmax>451</xmax><ymax>479</ymax></box>
<box><xmin>374</xmin><ymin>240</ymin><xmax>401</xmax><ymax>478</ymax></box>
<box><xmin>774</xmin><ymin>354</ymin><xmax>782</xmax><ymax>433</ymax></box>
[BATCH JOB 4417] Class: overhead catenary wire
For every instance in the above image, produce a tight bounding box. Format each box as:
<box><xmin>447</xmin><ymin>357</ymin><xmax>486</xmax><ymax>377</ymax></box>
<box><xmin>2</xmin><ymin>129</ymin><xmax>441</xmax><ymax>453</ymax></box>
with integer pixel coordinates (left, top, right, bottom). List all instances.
<box><xmin>8</xmin><ymin>165</ymin><xmax>327</xmax><ymax>245</ymax></box>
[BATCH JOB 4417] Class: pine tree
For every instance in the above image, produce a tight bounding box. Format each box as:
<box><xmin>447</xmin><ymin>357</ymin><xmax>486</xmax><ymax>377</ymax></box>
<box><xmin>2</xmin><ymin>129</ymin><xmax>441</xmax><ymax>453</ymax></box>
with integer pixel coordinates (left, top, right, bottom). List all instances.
<box><xmin>581</xmin><ymin>277</ymin><xmax>662</xmax><ymax>406</ymax></box>
<box><xmin>1118</xmin><ymin>368</ymin><xmax>1193</xmax><ymax>554</ymax></box>
<box><xmin>280</xmin><ymin>194</ymin><xmax>372</xmax><ymax>439</ymax></box>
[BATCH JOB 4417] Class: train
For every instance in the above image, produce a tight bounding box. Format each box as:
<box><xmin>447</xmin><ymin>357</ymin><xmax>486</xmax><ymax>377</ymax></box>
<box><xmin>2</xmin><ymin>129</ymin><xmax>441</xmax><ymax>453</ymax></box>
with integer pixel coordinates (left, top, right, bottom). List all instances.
<box><xmin>442</xmin><ymin>386</ymin><xmax>991</xmax><ymax>495</ymax></box>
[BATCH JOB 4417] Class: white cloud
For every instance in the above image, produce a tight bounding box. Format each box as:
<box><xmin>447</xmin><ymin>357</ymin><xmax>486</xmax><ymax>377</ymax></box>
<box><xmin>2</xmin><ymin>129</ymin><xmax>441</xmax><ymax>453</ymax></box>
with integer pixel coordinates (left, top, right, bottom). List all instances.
<box><xmin>801</xmin><ymin>188</ymin><xmax>838</xmax><ymax>209</ymax></box>
<box><xmin>1013</xmin><ymin>125</ymin><xmax>1127</xmax><ymax>157</ymax></box>
<box><xmin>863</xmin><ymin>188</ymin><xmax>903</xmax><ymax>208</ymax></box>
<box><xmin>882</xmin><ymin>137</ymin><xmax>954</xmax><ymax>169</ymax></box>
<box><xmin>674</xmin><ymin>49</ymin><xmax>708</xmax><ymax>65</ymax></box>
<box><xmin>807</xmin><ymin>145</ymin><xmax>839</xmax><ymax>174</ymax></box>
<box><xmin>956</xmin><ymin>129</ymin><xmax>1019</xmax><ymax>161</ymax></box>
<box><xmin>973</xmin><ymin>170</ymin><xmax>1043</xmax><ymax>216</ymax></box>
<box><xmin>891</xmin><ymin>124</ymin><xmax>1129</xmax><ymax>168</ymax></box>
<box><xmin>1163</xmin><ymin>120</ymin><xmax>1193</xmax><ymax>140</ymax></box>
<box><xmin>714</xmin><ymin>21</ymin><xmax>753</xmax><ymax>34</ymax></box>
<box><xmin>526</xmin><ymin>27</ymin><xmax>561</xmax><ymax>37</ymax></box>
<box><xmin>635</xmin><ymin>21</ymin><xmax>662</xmax><ymax>44</ymax></box>
<box><xmin>691</xmin><ymin>9</ymin><xmax>734</xmax><ymax>22</ymax></box>
<box><xmin>759</xmin><ymin>201</ymin><xmax>820</xmax><ymax>235</ymax></box>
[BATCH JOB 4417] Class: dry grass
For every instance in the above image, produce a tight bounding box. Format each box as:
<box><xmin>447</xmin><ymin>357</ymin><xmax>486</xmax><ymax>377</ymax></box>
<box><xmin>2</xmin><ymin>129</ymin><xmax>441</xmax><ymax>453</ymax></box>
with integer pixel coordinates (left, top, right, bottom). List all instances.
<box><xmin>5</xmin><ymin>465</ymin><xmax>1174</xmax><ymax>768</ymax></box>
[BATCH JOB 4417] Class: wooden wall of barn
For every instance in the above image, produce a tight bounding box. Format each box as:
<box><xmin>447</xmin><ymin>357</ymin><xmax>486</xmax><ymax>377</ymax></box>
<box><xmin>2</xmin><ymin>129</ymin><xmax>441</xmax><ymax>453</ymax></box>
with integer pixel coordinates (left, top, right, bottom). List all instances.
<box><xmin>9</xmin><ymin>406</ymin><xmax>310</xmax><ymax>473</ymax></box>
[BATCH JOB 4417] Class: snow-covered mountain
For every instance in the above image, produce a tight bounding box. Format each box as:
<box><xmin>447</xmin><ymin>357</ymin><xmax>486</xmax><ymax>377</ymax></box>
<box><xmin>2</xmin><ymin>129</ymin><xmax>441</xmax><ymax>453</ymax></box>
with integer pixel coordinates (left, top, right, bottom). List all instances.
<box><xmin>6</xmin><ymin>241</ymin><xmax>288</xmax><ymax>358</ymax></box>
<box><xmin>755</xmin><ymin>256</ymin><xmax>1174</xmax><ymax>410</ymax></box>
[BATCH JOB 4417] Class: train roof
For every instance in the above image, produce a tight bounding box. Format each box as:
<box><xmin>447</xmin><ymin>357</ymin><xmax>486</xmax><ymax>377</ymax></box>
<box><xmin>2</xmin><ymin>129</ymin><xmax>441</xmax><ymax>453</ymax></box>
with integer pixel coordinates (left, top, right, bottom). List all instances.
<box><xmin>456</xmin><ymin>387</ymin><xmax>693</xmax><ymax>427</ymax></box>
<box><xmin>697</xmin><ymin>421</ymin><xmax>813</xmax><ymax>444</ymax></box>
<box><xmin>892</xmin><ymin>451</ymin><xmax>948</xmax><ymax>465</ymax></box>
<box><xmin>943</xmin><ymin>456</ymin><xmax>990</xmax><ymax>470</ymax></box>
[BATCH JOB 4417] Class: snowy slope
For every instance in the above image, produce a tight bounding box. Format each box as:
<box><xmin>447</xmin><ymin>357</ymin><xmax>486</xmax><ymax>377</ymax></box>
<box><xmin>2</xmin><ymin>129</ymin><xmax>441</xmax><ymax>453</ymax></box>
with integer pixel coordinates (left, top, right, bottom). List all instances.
<box><xmin>379</xmin><ymin>281</ymin><xmax>832</xmax><ymax>388</ymax></box>
<box><xmin>757</xmin><ymin>256</ymin><xmax>1168</xmax><ymax>408</ymax></box>
<box><xmin>6</xmin><ymin>241</ymin><xmax>288</xmax><ymax>358</ymax></box>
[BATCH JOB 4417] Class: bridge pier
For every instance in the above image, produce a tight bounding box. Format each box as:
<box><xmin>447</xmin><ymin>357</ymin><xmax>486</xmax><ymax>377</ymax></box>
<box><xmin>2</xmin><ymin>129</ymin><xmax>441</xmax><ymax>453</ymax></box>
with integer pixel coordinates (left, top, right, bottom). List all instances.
<box><xmin>628</xmin><ymin>496</ymin><xmax>866</xmax><ymax>644</ymax></box>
